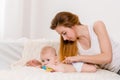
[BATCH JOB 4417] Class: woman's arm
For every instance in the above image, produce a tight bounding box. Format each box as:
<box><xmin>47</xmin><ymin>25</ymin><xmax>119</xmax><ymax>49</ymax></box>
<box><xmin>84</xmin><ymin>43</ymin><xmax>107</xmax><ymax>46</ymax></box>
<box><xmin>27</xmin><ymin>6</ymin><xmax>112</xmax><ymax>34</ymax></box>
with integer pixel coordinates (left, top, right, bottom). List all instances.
<box><xmin>64</xmin><ymin>21</ymin><xmax>112</xmax><ymax>64</ymax></box>
<box><xmin>79</xmin><ymin>21</ymin><xmax>112</xmax><ymax>64</ymax></box>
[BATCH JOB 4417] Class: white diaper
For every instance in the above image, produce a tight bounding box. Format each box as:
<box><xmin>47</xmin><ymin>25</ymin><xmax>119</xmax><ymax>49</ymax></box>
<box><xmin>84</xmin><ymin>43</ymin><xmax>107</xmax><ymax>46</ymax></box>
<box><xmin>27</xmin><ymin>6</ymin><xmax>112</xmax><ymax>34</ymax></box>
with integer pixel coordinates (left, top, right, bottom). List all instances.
<box><xmin>72</xmin><ymin>62</ymin><xmax>84</xmax><ymax>72</ymax></box>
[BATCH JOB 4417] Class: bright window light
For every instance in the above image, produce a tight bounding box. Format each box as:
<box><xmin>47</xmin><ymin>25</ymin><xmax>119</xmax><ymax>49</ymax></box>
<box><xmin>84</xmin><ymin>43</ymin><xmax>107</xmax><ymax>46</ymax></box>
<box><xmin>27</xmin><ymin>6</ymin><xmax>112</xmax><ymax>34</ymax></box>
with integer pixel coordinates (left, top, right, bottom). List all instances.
<box><xmin>0</xmin><ymin>0</ymin><xmax>5</xmax><ymax>39</ymax></box>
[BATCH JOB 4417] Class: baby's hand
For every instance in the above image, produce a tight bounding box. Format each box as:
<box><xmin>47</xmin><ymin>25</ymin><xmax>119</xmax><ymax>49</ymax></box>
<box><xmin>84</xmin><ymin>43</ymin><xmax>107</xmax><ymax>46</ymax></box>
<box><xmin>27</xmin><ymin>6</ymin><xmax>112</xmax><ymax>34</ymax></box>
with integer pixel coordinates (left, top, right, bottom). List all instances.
<box><xmin>26</xmin><ymin>59</ymin><xmax>42</xmax><ymax>67</ymax></box>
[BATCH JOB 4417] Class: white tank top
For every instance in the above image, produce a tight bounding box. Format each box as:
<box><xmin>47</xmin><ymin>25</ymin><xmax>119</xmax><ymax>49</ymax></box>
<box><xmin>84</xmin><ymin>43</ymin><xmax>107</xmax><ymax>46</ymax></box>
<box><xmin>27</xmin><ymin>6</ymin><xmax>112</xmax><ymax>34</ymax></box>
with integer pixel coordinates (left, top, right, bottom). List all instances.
<box><xmin>77</xmin><ymin>23</ymin><xmax>120</xmax><ymax>73</ymax></box>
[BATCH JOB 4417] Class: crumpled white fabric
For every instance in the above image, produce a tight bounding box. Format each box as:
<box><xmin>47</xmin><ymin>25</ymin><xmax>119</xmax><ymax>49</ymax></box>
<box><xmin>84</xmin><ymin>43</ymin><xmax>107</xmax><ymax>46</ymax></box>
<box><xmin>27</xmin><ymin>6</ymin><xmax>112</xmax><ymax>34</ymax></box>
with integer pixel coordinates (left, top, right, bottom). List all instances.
<box><xmin>0</xmin><ymin>38</ymin><xmax>28</xmax><ymax>70</ymax></box>
<box><xmin>0</xmin><ymin>67</ymin><xmax>120</xmax><ymax>80</ymax></box>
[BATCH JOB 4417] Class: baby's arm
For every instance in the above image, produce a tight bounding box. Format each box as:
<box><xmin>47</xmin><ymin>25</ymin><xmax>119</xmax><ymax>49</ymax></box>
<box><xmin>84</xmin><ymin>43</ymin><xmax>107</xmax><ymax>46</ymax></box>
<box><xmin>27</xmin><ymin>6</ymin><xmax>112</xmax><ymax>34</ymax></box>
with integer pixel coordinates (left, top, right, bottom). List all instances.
<box><xmin>26</xmin><ymin>59</ymin><xmax>42</xmax><ymax>68</ymax></box>
<box><xmin>81</xmin><ymin>63</ymin><xmax>97</xmax><ymax>72</ymax></box>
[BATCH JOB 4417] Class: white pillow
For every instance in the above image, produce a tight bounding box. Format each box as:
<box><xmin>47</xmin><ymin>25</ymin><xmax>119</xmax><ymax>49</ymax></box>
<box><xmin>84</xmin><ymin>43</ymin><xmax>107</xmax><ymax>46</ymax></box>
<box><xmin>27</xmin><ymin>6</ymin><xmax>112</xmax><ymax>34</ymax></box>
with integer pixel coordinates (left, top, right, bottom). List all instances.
<box><xmin>0</xmin><ymin>38</ymin><xmax>28</xmax><ymax>70</ymax></box>
<box><xmin>11</xmin><ymin>39</ymin><xmax>59</xmax><ymax>68</ymax></box>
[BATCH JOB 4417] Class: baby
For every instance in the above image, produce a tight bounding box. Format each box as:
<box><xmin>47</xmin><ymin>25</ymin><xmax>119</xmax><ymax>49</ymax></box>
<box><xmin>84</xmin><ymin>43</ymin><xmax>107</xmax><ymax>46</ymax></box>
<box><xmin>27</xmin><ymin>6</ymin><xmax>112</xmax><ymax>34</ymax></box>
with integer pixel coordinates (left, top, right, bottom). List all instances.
<box><xmin>26</xmin><ymin>46</ymin><xmax>65</xmax><ymax>72</ymax></box>
<box><xmin>26</xmin><ymin>46</ymin><xmax>97</xmax><ymax>72</ymax></box>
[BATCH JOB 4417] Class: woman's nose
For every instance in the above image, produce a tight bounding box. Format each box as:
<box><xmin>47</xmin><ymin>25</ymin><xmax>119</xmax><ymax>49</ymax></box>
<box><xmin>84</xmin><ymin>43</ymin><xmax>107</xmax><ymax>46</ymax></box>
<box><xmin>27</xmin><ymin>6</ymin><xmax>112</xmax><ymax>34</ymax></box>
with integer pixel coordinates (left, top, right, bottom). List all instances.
<box><xmin>63</xmin><ymin>36</ymin><xmax>68</xmax><ymax>40</ymax></box>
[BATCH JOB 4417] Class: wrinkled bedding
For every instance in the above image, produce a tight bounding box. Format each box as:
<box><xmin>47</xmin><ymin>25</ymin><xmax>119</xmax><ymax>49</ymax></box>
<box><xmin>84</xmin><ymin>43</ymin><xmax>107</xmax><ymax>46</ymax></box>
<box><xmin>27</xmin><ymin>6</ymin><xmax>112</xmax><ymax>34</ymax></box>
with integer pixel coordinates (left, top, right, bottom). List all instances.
<box><xmin>0</xmin><ymin>66</ymin><xmax>120</xmax><ymax>80</ymax></box>
<box><xmin>0</xmin><ymin>39</ymin><xmax>26</xmax><ymax>70</ymax></box>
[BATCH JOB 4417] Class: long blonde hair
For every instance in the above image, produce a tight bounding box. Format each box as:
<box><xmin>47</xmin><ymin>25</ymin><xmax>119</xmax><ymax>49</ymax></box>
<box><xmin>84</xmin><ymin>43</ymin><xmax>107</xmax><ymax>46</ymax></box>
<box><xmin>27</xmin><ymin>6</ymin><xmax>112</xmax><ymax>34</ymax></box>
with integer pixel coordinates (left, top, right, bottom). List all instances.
<box><xmin>50</xmin><ymin>12</ymin><xmax>81</xmax><ymax>62</ymax></box>
<box><xmin>59</xmin><ymin>36</ymin><xmax>78</xmax><ymax>62</ymax></box>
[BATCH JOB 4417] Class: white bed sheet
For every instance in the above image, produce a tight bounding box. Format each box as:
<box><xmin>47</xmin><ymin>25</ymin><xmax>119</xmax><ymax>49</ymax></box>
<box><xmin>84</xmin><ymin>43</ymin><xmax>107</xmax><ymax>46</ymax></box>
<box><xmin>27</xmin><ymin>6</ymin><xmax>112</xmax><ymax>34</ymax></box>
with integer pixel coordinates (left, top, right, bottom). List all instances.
<box><xmin>0</xmin><ymin>66</ymin><xmax>120</xmax><ymax>80</ymax></box>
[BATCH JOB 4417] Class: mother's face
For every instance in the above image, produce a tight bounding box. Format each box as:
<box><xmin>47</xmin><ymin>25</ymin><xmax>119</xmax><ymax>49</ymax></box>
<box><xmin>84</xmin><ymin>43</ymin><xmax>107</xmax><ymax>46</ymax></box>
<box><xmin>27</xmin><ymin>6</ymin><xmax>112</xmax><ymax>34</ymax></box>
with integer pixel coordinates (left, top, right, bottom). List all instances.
<box><xmin>55</xmin><ymin>25</ymin><xmax>77</xmax><ymax>41</ymax></box>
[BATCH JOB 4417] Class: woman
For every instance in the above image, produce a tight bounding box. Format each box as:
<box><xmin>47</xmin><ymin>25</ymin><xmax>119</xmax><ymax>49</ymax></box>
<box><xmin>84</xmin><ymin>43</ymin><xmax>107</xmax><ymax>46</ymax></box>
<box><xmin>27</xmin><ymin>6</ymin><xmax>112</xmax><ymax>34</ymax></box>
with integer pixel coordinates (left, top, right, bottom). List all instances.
<box><xmin>50</xmin><ymin>11</ymin><xmax>120</xmax><ymax>74</ymax></box>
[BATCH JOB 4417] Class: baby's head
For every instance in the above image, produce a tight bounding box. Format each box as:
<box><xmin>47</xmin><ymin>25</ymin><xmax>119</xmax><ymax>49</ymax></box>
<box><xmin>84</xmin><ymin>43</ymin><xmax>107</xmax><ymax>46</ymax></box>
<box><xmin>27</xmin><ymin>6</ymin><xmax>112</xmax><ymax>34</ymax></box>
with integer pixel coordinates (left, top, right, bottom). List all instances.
<box><xmin>40</xmin><ymin>46</ymin><xmax>57</xmax><ymax>66</ymax></box>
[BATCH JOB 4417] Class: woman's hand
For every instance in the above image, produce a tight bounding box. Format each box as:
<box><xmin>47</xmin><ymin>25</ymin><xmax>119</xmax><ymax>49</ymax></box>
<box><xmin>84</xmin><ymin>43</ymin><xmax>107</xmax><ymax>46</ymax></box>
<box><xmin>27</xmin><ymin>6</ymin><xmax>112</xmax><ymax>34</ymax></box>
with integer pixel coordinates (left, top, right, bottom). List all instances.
<box><xmin>63</xmin><ymin>56</ymin><xmax>80</xmax><ymax>64</ymax></box>
<box><xmin>26</xmin><ymin>59</ymin><xmax>42</xmax><ymax>67</ymax></box>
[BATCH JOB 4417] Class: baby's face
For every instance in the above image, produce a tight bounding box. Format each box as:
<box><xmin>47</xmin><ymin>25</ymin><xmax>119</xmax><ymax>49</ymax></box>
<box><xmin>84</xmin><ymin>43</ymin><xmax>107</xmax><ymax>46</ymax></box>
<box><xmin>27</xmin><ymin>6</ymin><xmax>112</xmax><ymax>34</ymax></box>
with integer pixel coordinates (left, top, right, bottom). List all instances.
<box><xmin>41</xmin><ymin>52</ymin><xmax>57</xmax><ymax>66</ymax></box>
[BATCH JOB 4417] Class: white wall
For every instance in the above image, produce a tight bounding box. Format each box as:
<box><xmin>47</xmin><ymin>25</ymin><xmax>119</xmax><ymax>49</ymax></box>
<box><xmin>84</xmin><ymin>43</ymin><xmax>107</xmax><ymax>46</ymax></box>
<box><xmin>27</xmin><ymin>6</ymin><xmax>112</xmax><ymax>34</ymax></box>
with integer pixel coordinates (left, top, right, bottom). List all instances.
<box><xmin>0</xmin><ymin>0</ymin><xmax>31</xmax><ymax>40</ymax></box>
<box><xmin>1</xmin><ymin>0</ymin><xmax>120</xmax><ymax>41</ymax></box>
<box><xmin>0</xmin><ymin>0</ymin><xmax>5</xmax><ymax>39</ymax></box>
<box><xmin>30</xmin><ymin>0</ymin><xmax>120</xmax><ymax>41</ymax></box>
<box><xmin>4</xmin><ymin>0</ymin><xmax>24</xmax><ymax>39</ymax></box>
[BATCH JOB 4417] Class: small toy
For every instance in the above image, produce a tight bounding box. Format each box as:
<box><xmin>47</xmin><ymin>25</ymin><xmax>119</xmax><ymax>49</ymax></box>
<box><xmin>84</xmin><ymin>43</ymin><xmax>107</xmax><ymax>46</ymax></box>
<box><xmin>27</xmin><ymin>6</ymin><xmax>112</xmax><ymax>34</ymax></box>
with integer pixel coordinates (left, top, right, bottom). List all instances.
<box><xmin>42</xmin><ymin>66</ymin><xmax>47</xmax><ymax>70</ymax></box>
<box><xmin>42</xmin><ymin>66</ymin><xmax>53</xmax><ymax>72</ymax></box>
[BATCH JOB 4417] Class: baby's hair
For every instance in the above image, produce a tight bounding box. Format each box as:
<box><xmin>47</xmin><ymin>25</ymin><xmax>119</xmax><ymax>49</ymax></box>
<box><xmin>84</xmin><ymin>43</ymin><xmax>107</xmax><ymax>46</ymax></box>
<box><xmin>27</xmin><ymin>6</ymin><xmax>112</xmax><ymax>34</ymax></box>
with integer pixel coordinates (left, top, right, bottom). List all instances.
<box><xmin>40</xmin><ymin>46</ymin><xmax>57</xmax><ymax>56</ymax></box>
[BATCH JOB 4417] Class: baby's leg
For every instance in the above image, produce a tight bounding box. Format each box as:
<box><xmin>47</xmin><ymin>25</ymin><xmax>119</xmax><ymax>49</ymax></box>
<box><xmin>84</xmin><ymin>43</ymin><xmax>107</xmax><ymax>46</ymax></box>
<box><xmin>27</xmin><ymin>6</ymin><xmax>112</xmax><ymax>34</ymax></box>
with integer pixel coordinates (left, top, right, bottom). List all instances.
<box><xmin>81</xmin><ymin>63</ymin><xmax>97</xmax><ymax>72</ymax></box>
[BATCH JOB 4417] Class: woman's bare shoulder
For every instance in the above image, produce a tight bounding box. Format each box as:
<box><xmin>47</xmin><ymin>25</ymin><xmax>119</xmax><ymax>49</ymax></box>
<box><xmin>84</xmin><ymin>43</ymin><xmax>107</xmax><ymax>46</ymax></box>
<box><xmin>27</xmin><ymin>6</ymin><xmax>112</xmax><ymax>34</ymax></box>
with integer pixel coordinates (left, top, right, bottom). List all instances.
<box><xmin>93</xmin><ymin>20</ymin><xmax>105</xmax><ymax>28</ymax></box>
<box><xmin>93</xmin><ymin>20</ymin><xmax>106</xmax><ymax>34</ymax></box>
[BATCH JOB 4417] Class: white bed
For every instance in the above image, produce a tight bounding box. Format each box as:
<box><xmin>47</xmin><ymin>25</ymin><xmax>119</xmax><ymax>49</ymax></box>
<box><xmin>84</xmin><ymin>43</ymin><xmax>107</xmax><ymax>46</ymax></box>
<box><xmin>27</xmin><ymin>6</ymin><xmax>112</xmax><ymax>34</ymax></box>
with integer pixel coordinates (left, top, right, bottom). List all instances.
<box><xmin>0</xmin><ymin>39</ymin><xmax>120</xmax><ymax>80</ymax></box>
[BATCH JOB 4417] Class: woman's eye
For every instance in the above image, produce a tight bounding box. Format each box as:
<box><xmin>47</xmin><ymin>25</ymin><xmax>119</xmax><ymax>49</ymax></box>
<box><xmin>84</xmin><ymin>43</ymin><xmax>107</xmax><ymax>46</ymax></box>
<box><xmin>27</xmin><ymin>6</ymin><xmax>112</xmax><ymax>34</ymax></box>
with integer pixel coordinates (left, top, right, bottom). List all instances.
<box><xmin>47</xmin><ymin>59</ymin><xmax>50</xmax><ymax>61</ymax></box>
<box><xmin>62</xmin><ymin>32</ymin><xmax>66</xmax><ymax>35</ymax></box>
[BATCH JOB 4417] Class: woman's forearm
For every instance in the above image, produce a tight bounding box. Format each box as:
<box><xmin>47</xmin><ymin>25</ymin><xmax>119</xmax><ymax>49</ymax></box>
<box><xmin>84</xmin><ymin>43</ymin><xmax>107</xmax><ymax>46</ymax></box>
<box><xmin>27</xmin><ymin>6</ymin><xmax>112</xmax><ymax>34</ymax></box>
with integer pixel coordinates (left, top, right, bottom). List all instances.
<box><xmin>79</xmin><ymin>53</ymin><xmax>112</xmax><ymax>64</ymax></box>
